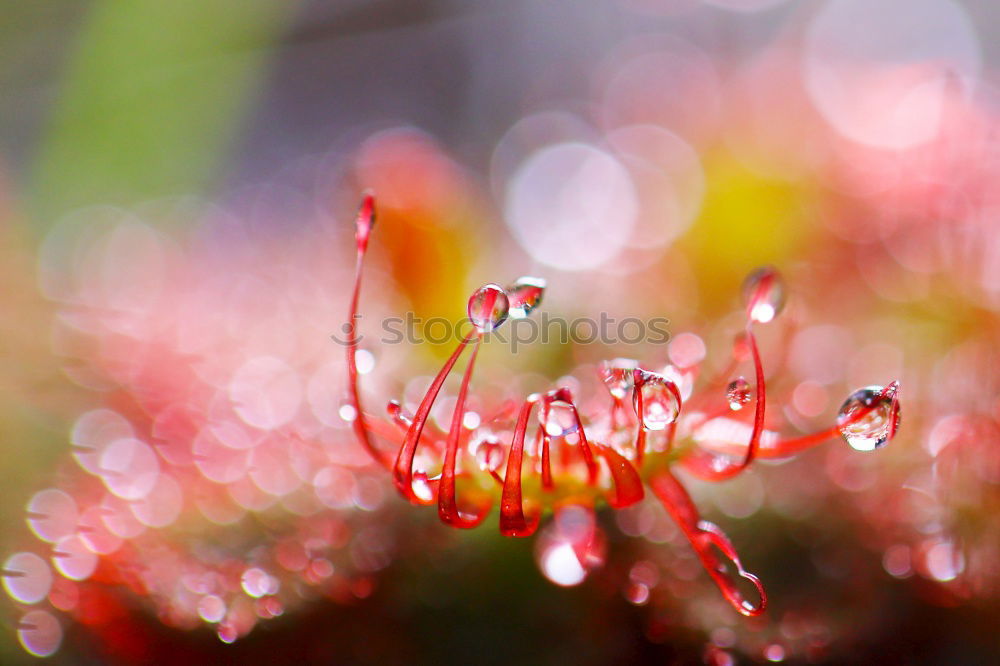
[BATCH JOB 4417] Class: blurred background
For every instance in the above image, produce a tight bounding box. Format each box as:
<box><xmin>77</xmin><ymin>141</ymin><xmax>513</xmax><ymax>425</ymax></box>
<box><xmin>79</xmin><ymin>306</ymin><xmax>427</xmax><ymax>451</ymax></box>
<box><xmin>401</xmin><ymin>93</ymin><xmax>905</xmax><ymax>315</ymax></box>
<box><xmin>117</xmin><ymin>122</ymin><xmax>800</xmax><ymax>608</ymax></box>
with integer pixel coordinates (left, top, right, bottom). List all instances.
<box><xmin>2</xmin><ymin>0</ymin><xmax>1000</xmax><ymax>663</ymax></box>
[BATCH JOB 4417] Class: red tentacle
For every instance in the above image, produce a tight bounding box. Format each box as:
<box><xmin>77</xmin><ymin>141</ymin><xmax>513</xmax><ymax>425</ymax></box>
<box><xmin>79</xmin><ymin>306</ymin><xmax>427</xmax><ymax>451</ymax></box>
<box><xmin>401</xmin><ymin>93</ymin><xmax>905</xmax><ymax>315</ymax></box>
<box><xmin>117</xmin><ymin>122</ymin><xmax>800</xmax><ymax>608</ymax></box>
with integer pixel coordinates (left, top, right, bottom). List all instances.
<box><xmin>540</xmin><ymin>428</ymin><xmax>554</xmax><ymax>491</ymax></box>
<box><xmin>439</xmin><ymin>340</ymin><xmax>491</xmax><ymax>528</ymax></box>
<box><xmin>393</xmin><ymin>330</ymin><xmax>477</xmax><ymax>504</ymax></box>
<box><xmin>345</xmin><ymin>193</ymin><xmax>393</xmax><ymax>469</ymax></box>
<box><xmin>551</xmin><ymin>388</ymin><xmax>599</xmax><ymax>485</ymax></box>
<box><xmin>649</xmin><ymin>468</ymin><xmax>766</xmax><ymax>617</ymax></box>
<box><xmin>681</xmin><ymin>325</ymin><xmax>765</xmax><ymax>481</ymax></box>
<box><xmin>594</xmin><ymin>444</ymin><xmax>644</xmax><ymax>508</ymax></box>
<box><xmin>634</xmin><ymin>376</ymin><xmax>647</xmax><ymax>466</ymax></box>
<box><xmin>500</xmin><ymin>397</ymin><xmax>541</xmax><ymax>537</ymax></box>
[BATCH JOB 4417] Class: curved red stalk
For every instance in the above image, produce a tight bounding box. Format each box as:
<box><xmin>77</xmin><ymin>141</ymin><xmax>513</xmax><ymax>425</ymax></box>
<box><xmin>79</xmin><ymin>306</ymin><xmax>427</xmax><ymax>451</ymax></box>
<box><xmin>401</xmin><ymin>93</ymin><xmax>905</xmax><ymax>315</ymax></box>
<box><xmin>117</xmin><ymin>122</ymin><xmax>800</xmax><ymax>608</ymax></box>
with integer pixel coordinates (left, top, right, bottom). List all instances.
<box><xmin>346</xmin><ymin>192</ymin><xmax>392</xmax><ymax>470</ymax></box>
<box><xmin>540</xmin><ymin>429</ymin><xmax>554</xmax><ymax>491</ymax></box>
<box><xmin>681</xmin><ymin>325</ymin><xmax>765</xmax><ymax>481</ymax></box>
<box><xmin>439</xmin><ymin>339</ymin><xmax>491</xmax><ymax>528</ymax></box>
<box><xmin>538</xmin><ymin>394</ymin><xmax>553</xmax><ymax>491</ymax></box>
<box><xmin>634</xmin><ymin>378</ymin><xmax>647</xmax><ymax>466</ymax></box>
<box><xmin>553</xmin><ymin>388</ymin><xmax>599</xmax><ymax>484</ymax></box>
<box><xmin>500</xmin><ymin>397</ymin><xmax>541</xmax><ymax>537</ymax></box>
<box><xmin>393</xmin><ymin>330</ymin><xmax>477</xmax><ymax>504</ymax></box>
<box><xmin>594</xmin><ymin>444</ymin><xmax>644</xmax><ymax>508</ymax></box>
<box><xmin>649</xmin><ymin>468</ymin><xmax>766</xmax><ymax>617</ymax></box>
<box><xmin>700</xmin><ymin>381</ymin><xmax>901</xmax><ymax>461</ymax></box>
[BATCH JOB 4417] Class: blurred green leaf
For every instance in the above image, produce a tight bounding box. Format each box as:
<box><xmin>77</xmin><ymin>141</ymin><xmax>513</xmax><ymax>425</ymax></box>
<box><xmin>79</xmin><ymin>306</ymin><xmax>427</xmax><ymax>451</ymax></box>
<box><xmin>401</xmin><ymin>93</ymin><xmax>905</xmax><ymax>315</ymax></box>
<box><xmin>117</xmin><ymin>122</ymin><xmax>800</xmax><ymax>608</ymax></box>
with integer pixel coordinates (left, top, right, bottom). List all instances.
<box><xmin>30</xmin><ymin>0</ymin><xmax>295</xmax><ymax>227</ymax></box>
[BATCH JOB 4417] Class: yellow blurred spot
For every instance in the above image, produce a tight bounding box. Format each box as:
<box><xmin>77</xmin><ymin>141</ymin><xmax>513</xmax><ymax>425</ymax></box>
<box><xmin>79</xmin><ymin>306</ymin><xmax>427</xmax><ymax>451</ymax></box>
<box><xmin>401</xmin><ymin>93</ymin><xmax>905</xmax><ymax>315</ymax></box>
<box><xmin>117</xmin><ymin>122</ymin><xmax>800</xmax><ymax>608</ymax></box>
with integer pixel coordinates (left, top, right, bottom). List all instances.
<box><xmin>680</xmin><ymin>152</ymin><xmax>815</xmax><ymax>315</ymax></box>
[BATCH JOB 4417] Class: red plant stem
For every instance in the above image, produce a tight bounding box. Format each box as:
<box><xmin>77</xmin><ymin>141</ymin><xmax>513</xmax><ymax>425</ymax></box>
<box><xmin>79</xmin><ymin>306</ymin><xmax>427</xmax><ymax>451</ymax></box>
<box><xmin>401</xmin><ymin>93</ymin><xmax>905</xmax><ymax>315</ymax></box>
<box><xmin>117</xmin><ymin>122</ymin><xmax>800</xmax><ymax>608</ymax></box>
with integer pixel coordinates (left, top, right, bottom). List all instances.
<box><xmin>635</xmin><ymin>381</ymin><xmax>647</xmax><ymax>466</ymax></box>
<box><xmin>680</xmin><ymin>325</ymin><xmax>765</xmax><ymax>481</ymax></box>
<box><xmin>393</xmin><ymin>330</ymin><xmax>478</xmax><ymax>504</ymax></box>
<box><xmin>387</xmin><ymin>400</ymin><xmax>447</xmax><ymax>441</ymax></box>
<box><xmin>559</xmin><ymin>389</ymin><xmax>599</xmax><ymax>484</ymax></box>
<box><xmin>345</xmin><ymin>193</ymin><xmax>392</xmax><ymax>469</ymax></box>
<box><xmin>541</xmin><ymin>429</ymin><xmax>554</xmax><ymax>491</ymax></box>
<box><xmin>649</xmin><ymin>468</ymin><xmax>766</xmax><ymax>617</ymax></box>
<box><xmin>759</xmin><ymin>381</ymin><xmax>898</xmax><ymax>458</ymax></box>
<box><xmin>594</xmin><ymin>444</ymin><xmax>644</xmax><ymax>508</ymax></box>
<box><xmin>438</xmin><ymin>339</ymin><xmax>490</xmax><ymax>528</ymax></box>
<box><xmin>500</xmin><ymin>397</ymin><xmax>541</xmax><ymax>537</ymax></box>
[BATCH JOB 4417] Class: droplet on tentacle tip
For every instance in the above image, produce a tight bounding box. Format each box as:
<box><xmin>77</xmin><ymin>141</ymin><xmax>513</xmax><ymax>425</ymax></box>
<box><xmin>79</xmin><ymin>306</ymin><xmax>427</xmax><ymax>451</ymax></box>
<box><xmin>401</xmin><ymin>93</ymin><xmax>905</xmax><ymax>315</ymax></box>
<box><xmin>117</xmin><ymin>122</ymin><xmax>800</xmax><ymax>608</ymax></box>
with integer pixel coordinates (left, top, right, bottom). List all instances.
<box><xmin>632</xmin><ymin>370</ymin><xmax>681</xmax><ymax>431</ymax></box>
<box><xmin>600</xmin><ymin>358</ymin><xmax>639</xmax><ymax>399</ymax></box>
<box><xmin>742</xmin><ymin>266</ymin><xmax>786</xmax><ymax>324</ymax></box>
<box><xmin>726</xmin><ymin>377</ymin><xmax>751</xmax><ymax>411</ymax></box>
<box><xmin>506</xmin><ymin>276</ymin><xmax>546</xmax><ymax>319</ymax></box>
<box><xmin>474</xmin><ymin>436</ymin><xmax>505</xmax><ymax>472</ymax></box>
<box><xmin>468</xmin><ymin>284</ymin><xmax>509</xmax><ymax>333</ymax></box>
<box><xmin>355</xmin><ymin>192</ymin><xmax>375</xmax><ymax>253</ymax></box>
<box><xmin>837</xmin><ymin>383</ymin><xmax>901</xmax><ymax>451</ymax></box>
<box><xmin>542</xmin><ymin>400</ymin><xmax>579</xmax><ymax>437</ymax></box>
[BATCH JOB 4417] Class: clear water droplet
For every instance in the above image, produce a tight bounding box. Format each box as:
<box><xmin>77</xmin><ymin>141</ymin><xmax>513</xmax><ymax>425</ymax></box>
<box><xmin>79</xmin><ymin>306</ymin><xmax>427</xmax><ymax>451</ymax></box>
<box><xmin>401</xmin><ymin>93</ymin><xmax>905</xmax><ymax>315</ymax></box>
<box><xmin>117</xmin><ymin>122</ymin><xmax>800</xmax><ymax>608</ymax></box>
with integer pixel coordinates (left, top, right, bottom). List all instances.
<box><xmin>600</xmin><ymin>358</ymin><xmax>639</xmax><ymax>399</ymax></box>
<box><xmin>837</xmin><ymin>383</ymin><xmax>900</xmax><ymax>451</ymax></box>
<box><xmin>632</xmin><ymin>371</ymin><xmax>681</xmax><ymax>431</ymax></box>
<box><xmin>467</xmin><ymin>284</ymin><xmax>509</xmax><ymax>333</ymax></box>
<box><xmin>543</xmin><ymin>400</ymin><xmax>579</xmax><ymax>437</ymax></box>
<box><xmin>474</xmin><ymin>437</ymin><xmax>505</xmax><ymax>472</ymax></box>
<box><xmin>506</xmin><ymin>276</ymin><xmax>546</xmax><ymax>319</ymax></box>
<box><xmin>726</xmin><ymin>377</ymin><xmax>752</xmax><ymax>411</ymax></box>
<box><xmin>742</xmin><ymin>266</ymin><xmax>786</xmax><ymax>324</ymax></box>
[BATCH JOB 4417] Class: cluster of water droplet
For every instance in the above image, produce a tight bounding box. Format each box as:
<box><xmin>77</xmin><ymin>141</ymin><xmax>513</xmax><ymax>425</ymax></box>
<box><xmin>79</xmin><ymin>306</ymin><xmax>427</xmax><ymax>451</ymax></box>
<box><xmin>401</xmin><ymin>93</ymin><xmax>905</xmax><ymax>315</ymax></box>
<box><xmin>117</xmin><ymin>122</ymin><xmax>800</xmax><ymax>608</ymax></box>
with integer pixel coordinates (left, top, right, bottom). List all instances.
<box><xmin>467</xmin><ymin>276</ymin><xmax>546</xmax><ymax>333</ymax></box>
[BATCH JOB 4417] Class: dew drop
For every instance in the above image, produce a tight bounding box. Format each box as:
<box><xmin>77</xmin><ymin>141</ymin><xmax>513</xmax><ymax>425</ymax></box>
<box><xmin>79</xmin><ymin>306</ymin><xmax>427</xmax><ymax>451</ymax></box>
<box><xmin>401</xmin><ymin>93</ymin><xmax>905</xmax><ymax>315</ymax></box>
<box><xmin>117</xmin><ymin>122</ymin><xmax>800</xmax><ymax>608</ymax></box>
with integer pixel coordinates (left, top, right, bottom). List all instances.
<box><xmin>632</xmin><ymin>371</ymin><xmax>681</xmax><ymax>430</ymax></box>
<box><xmin>600</xmin><ymin>358</ymin><xmax>639</xmax><ymax>399</ymax></box>
<box><xmin>742</xmin><ymin>266</ymin><xmax>786</xmax><ymax>323</ymax></box>
<box><xmin>837</xmin><ymin>383</ymin><xmax>901</xmax><ymax>451</ymax></box>
<box><xmin>474</xmin><ymin>437</ymin><xmax>505</xmax><ymax>472</ymax></box>
<box><xmin>726</xmin><ymin>377</ymin><xmax>752</xmax><ymax>411</ymax></box>
<box><xmin>468</xmin><ymin>284</ymin><xmax>509</xmax><ymax>333</ymax></box>
<box><xmin>543</xmin><ymin>400</ymin><xmax>579</xmax><ymax>437</ymax></box>
<box><xmin>506</xmin><ymin>276</ymin><xmax>546</xmax><ymax>319</ymax></box>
